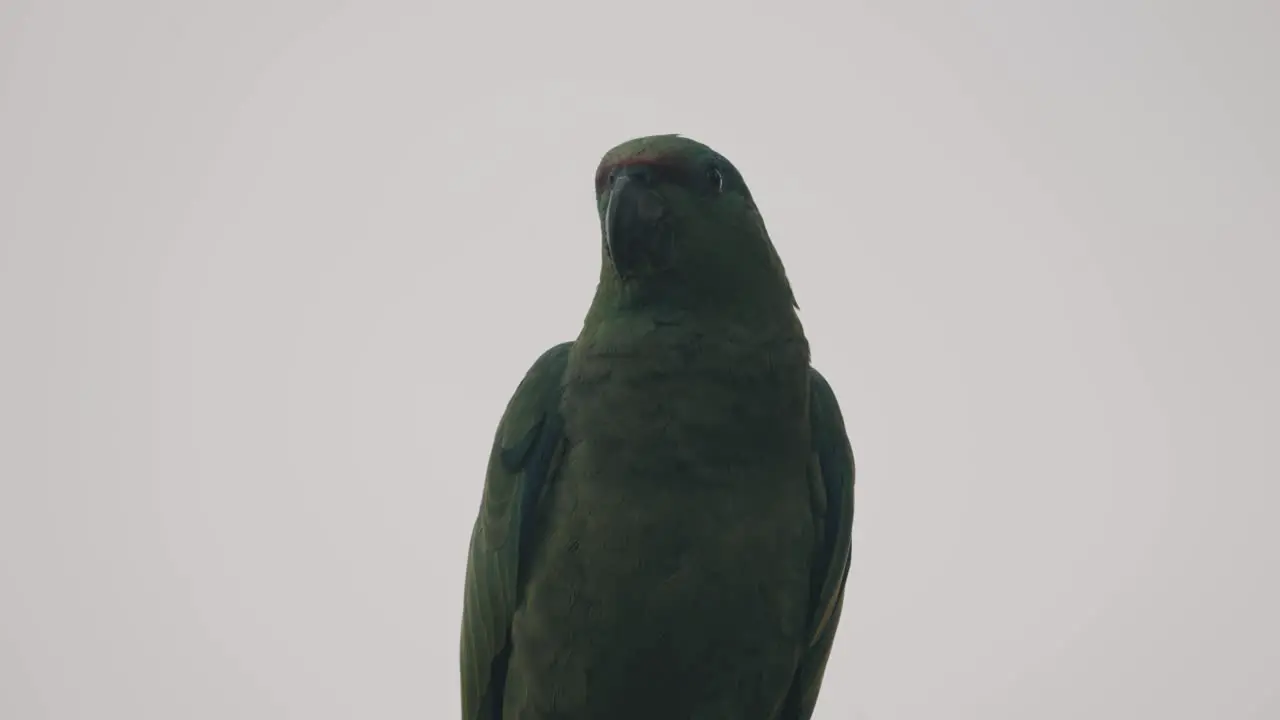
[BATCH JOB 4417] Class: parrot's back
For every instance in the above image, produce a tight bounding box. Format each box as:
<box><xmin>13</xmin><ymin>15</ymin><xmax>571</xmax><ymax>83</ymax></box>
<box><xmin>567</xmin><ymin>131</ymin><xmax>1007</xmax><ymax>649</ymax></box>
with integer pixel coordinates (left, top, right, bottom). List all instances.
<box><xmin>500</xmin><ymin>322</ymin><xmax>817</xmax><ymax>719</ymax></box>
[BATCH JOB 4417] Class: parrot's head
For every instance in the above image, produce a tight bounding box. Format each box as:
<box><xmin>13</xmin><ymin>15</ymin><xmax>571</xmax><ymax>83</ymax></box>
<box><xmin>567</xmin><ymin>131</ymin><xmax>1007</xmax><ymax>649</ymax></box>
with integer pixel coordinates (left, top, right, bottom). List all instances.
<box><xmin>590</xmin><ymin>134</ymin><xmax>797</xmax><ymax>321</ymax></box>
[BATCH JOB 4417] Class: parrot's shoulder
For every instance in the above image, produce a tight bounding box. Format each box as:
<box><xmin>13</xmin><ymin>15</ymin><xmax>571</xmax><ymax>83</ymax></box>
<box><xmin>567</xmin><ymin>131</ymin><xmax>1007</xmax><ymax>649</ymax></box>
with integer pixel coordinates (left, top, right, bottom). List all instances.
<box><xmin>807</xmin><ymin>366</ymin><xmax>853</xmax><ymax>476</ymax></box>
<box><xmin>493</xmin><ymin>341</ymin><xmax>573</xmax><ymax>470</ymax></box>
<box><xmin>477</xmin><ymin>341</ymin><xmax>573</xmax><ymax>550</ymax></box>
<box><xmin>806</xmin><ymin>367</ymin><xmax>841</xmax><ymax>421</ymax></box>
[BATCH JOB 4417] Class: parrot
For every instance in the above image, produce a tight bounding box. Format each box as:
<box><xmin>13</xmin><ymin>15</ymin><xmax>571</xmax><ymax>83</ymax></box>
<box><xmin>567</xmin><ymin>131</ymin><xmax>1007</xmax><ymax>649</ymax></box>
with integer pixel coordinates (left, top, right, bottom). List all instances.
<box><xmin>459</xmin><ymin>134</ymin><xmax>856</xmax><ymax>720</ymax></box>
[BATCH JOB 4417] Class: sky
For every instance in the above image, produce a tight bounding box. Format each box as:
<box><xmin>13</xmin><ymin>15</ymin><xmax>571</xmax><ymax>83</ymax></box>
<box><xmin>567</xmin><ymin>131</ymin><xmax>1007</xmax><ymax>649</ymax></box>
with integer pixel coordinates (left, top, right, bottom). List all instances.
<box><xmin>1</xmin><ymin>1</ymin><xmax>1277</xmax><ymax>718</ymax></box>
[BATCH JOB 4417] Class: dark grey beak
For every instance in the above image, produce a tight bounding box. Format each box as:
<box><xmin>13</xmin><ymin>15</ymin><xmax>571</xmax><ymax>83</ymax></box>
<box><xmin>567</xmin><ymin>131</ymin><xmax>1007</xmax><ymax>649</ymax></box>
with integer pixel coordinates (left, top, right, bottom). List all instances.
<box><xmin>604</xmin><ymin>170</ymin><xmax>668</xmax><ymax>278</ymax></box>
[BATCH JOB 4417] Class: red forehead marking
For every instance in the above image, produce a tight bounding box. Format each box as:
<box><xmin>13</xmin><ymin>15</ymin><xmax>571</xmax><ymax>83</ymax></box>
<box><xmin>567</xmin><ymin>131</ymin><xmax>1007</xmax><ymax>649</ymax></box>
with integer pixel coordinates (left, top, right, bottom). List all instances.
<box><xmin>595</xmin><ymin>156</ymin><xmax>681</xmax><ymax>185</ymax></box>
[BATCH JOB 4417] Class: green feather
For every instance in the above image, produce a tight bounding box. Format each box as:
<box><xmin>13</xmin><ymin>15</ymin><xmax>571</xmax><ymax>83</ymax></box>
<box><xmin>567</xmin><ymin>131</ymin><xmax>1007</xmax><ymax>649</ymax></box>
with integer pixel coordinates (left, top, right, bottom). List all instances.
<box><xmin>459</xmin><ymin>135</ymin><xmax>856</xmax><ymax>719</ymax></box>
<box><xmin>459</xmin><ymin>342</ymin><xmax>571</xmax><ymax>720</ymax></box>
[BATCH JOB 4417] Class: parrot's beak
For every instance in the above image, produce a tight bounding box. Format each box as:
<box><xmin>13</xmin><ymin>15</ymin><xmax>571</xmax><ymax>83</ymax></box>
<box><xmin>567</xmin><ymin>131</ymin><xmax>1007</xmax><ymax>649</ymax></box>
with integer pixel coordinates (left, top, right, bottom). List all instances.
<box><xmin>604</xmin><ymin>171</ymin><xmax>668</xmax><ymax>278</ymax></box>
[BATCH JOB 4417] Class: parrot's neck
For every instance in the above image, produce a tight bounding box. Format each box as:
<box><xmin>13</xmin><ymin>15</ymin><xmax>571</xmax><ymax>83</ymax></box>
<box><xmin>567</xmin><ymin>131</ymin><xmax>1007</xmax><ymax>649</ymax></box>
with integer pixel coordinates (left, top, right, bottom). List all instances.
<box><xmin>569</xmin><ymin>309</ymin><xmax>809</xmax><ymax>378</ymax></box>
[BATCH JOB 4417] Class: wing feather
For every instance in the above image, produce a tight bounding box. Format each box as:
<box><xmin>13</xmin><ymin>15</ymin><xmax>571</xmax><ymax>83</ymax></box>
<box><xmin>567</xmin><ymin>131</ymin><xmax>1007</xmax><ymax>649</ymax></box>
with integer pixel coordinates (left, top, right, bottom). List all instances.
<box><xmin>459</xmin><ymin>342</ymin><xmax>572</xmax><ymax>720</ymax></box>
<box><xmin>782</xmin><ymin>367</ymin><xmax>857</xmax><ymax>720</ymax></box>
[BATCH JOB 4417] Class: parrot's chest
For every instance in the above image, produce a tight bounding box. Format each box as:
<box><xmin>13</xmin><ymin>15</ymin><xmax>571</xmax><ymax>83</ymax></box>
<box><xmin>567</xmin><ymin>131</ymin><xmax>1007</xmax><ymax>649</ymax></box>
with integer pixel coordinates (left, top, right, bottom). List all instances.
<box><xmin>504</xmin><ymin>363</ymin><xmax>815</xmax><ymax>717</ymax></box>
<box><xmin>563</xmin><ymin>354</ymin><xmax>810</xmax><ymax>474</ymax></box>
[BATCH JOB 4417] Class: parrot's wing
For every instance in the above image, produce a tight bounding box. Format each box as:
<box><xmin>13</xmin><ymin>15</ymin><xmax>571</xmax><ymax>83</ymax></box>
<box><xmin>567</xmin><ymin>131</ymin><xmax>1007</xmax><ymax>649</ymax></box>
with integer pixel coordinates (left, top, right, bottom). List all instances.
<box><xmin>460</xmin><ymin>342</ymin><xmax>572</xmax><ymax>720</ymax></box>
<box><xmin>783</xmin><ymin>367</ymin><xmax>856</xmax><ymax>720</ymax></box>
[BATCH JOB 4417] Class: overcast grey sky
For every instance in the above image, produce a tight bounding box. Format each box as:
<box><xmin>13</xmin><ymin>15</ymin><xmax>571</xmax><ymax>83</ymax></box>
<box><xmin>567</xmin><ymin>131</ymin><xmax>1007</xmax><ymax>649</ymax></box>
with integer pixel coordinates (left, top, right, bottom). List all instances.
<box><xmin>1</xmin><ymin>1</ymin><xmax>1277</xmax><ymax>718</ymax></box>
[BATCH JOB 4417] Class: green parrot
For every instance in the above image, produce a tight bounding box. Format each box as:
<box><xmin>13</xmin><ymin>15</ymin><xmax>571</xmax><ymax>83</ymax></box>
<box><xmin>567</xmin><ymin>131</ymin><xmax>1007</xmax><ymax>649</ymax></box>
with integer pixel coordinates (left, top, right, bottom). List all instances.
<box><xmin>459</xmin><ymin>135</ymin><xmax>855</xmax><ymax>720</ymax></box>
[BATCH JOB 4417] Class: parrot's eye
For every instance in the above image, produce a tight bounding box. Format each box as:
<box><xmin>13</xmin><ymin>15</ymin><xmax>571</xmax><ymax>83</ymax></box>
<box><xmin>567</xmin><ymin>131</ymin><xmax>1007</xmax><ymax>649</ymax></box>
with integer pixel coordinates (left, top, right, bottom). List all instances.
<box><xmin>706</xmin><ymin>165</ymin><xmax>724</xmax><ymax>194</ymax></box>
<box><xmin>597</xmin><ymin>167</ymin><xmax>618</xmax><ymax>193</ymax></box>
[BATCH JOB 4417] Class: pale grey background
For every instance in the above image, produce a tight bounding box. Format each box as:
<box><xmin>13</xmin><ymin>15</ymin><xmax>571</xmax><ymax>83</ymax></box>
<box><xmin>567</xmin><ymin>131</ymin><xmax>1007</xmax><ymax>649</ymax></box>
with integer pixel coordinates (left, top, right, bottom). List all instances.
<box><xmin>1</xmin><ymin>1</ymin><xmax>1277</xmax><ymax>718</ymax></box>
